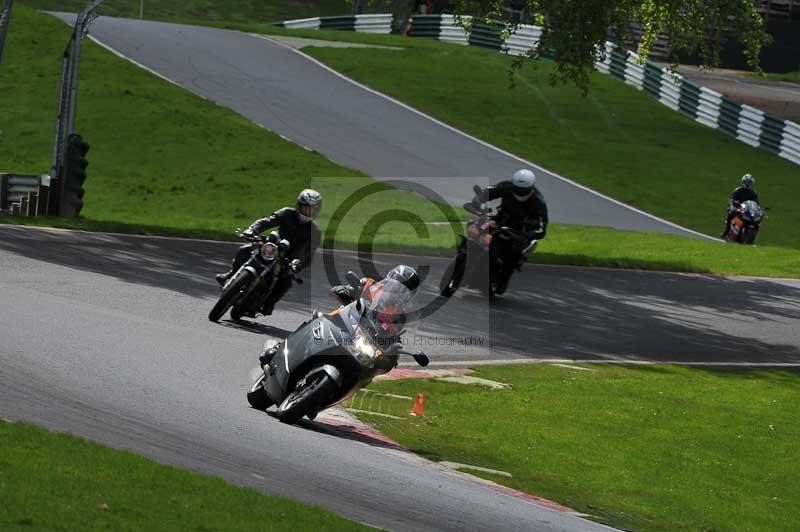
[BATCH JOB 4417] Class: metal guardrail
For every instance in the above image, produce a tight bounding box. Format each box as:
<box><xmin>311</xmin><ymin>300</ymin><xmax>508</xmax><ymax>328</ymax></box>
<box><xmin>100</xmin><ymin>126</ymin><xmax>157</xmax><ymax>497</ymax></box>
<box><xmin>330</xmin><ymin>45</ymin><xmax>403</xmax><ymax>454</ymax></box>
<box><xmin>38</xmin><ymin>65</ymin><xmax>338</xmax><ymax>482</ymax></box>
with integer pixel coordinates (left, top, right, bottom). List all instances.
<box><xmin>0</xmin><ymin>174</ymin><xmax>50</xmax><ymax>216</ymax></box>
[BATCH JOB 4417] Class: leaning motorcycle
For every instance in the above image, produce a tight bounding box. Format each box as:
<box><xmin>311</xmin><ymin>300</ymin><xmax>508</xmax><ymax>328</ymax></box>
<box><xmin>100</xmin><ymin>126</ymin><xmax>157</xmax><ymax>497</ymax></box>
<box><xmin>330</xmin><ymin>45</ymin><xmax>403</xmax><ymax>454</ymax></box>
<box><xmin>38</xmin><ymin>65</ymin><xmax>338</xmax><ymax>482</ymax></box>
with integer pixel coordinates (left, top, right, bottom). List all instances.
<box><xmin>246</xmin><ymin>276</ymin><xmax>429</xmax><ymax>424</ymax></box>
<box><xmin>440</xmin><ymin>187</ymin><xmax>537</xmax><ymax>297</ymax></box>
<box><xmin>724</xmin><ymin>200</ymin><xmax>764</xmax><ymax>245</ymax></box>
<box><xmin>208</xmin><ymin>231</ymin><xmax>300</xmax><ymax>322</ymax></box>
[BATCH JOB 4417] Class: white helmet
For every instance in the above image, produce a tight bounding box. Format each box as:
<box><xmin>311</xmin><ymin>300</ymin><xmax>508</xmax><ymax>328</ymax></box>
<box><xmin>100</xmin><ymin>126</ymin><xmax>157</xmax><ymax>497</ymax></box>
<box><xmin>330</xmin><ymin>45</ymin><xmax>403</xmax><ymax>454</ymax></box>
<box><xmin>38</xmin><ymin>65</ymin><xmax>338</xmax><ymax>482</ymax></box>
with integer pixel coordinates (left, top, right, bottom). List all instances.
<box><xmin>296</xmin><ymin>188</ymin><xmax>322</xmax><ymax>222</ymax></box>
<box><xmin>511</xmin><ymin>169</ymin><xmax>536</xmax><ymax>201</ymax></box>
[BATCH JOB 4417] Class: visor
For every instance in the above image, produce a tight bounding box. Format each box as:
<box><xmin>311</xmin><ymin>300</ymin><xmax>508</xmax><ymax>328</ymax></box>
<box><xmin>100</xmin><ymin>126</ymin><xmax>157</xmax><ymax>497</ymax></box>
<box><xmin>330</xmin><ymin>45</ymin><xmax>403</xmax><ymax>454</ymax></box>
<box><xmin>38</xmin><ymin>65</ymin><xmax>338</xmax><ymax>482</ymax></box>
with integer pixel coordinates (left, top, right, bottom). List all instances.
<box><xmin>298</xmin><ymin>204</ymin><xmax>320</xmax><ymax>220</ymax></box>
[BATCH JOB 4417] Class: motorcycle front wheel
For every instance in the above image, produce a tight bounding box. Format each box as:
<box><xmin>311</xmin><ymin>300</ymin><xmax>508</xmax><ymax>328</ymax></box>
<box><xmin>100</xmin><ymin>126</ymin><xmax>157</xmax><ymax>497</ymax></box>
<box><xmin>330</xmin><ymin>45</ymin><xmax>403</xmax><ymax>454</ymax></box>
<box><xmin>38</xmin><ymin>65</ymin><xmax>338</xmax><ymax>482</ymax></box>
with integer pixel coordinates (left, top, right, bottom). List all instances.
<box><xmin>276</xmin><ymin>370</ymin><xmax>339</xmax><ymax>424</ymax></box>
<box><xmin>209</xmin><ymin>270</ymin><xmax>252</xmax><ymax>322</ymax></box>
<box><xmin>440</xmin><ymin>253</ymin><xmax>467</xmax><ymax>297</ymax></box>
<box><xmin>247</xmin><ymin>373</ymin><xmax>272</xmax><ymax>411</ymax></box>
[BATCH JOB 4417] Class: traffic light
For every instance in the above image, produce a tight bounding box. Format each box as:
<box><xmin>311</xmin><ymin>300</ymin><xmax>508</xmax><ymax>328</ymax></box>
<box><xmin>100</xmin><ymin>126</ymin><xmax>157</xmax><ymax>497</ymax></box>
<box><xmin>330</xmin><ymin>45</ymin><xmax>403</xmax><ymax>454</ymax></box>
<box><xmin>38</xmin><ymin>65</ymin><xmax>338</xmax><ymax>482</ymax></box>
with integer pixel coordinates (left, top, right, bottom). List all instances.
<box><xmin>61</xmin><ymin>133</ymin><xmax>89</xmax><ymax>217</ymax></box>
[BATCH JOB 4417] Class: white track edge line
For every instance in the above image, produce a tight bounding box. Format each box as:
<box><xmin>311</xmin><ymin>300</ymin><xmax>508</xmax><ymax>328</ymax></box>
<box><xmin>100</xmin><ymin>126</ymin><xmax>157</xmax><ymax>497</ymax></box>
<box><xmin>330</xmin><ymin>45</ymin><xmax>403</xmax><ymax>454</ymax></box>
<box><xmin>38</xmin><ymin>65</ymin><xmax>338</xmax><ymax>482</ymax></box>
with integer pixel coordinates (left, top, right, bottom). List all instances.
<box><xmin>249</xmin><ymin>32</ymin><xmax>718</xmax><ymax>243</ymax></box>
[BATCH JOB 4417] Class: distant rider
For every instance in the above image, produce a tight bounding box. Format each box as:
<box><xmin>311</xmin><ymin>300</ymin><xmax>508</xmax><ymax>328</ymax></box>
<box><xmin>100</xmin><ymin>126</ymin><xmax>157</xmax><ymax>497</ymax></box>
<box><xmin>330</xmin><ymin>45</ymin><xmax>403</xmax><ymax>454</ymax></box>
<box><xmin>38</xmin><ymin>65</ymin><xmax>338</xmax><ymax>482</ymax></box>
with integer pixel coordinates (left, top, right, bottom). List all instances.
<box><xmin>721</xmin><ymin>174</ymin><xmax>760</xmax><ymax>238</ymax></box>
<box><xmin>216</xmin><ymin>189</ymin><xmax>322</xmax><ymax>315</ymax></box>
<box><xmin>471</xmin><ymin>169</ymin><xmax>548</xmax><ymax>294</ymax></box>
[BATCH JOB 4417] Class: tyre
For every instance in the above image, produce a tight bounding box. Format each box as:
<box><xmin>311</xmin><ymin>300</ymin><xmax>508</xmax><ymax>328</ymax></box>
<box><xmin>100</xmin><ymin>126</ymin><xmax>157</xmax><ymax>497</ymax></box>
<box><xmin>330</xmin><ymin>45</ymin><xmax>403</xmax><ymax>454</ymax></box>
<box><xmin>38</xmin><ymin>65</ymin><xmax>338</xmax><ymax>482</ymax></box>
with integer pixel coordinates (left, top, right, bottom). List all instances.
<box><xmin>440</xmin><ymin>254</ymin><xmax>466</xmax><ymax>297</ymax></box>
<box><xmin>741</xmin><ymin>227</ymin><xmax>757</xmax><ymax>245</ymax></box>
<box><xmin>275</xmin><ymin>370</ymin><xmax>339</xmax><ymax>425</ymax></box>
<box><xmin>247</xmin><ymin>373</ymin><xmax>272</xmax><ymax>411</ymax></box>
<box><xmin>209</xmin><ymin>270</ymin><xmax>252</xmax><ymax>322</ymax></box>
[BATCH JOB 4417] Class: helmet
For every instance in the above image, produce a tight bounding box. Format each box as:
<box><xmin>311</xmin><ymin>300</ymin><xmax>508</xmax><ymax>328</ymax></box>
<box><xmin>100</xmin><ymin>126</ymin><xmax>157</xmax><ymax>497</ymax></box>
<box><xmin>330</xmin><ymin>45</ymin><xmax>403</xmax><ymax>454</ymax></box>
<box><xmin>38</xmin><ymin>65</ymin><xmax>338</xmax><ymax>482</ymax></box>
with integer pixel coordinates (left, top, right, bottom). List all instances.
<box><xmin>386</xmin><ymin>265</ymin><xmax>420</xmax><ymax>293</ymax></box>
<box><xmin>511</xmin><ymin>169</ymin><xmax>536</xmax><ymax>201</ymax></box>
<box><xmin>296</xmin><ymin>189</ymin><xmax>322</xmax><ymax>222</ymax></box>
<box><xmin>741</xmin><ymin>174</ymin><xmax>755</xmax><ymax>189</ymax></box>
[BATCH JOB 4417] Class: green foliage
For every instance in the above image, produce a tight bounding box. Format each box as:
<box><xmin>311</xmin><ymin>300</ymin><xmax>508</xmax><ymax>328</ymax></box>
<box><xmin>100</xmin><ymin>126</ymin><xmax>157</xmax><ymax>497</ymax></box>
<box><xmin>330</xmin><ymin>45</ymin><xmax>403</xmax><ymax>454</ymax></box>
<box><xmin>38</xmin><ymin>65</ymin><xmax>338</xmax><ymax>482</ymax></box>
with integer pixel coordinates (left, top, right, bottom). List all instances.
<box><xmin>363</xmin><ymin>365</ymin><xmax>800</xmax><ymax>532</ymax></box>
<box><xmin>450</xmin><ymin>0</ymin><xmax>771</xmax><ymax>93</ymax></box>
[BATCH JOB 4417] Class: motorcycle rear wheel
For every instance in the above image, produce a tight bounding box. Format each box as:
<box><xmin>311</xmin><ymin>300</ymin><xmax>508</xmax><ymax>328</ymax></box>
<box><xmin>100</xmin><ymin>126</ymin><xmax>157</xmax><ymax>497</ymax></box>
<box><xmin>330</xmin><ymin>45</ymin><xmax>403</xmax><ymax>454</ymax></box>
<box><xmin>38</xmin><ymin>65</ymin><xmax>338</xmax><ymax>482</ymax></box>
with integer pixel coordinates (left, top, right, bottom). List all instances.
<box><xmin>209</xmin><ymin>270</ymin><xmax>252</xmax><ymax>322</ymax></box>
<box><xmin>276</xmin><ymin>370</ymin><xmax>339</xmax><ymax>425</ymax></box>
<box><xmin>440</xmin><ymin>253</ymin><xmax>466</xmax><ymax>297</ymax></box>
<box><xmin>247</xmin><ymin>373</ymin><xmax>272</xmax><ymax>411</ymax></box>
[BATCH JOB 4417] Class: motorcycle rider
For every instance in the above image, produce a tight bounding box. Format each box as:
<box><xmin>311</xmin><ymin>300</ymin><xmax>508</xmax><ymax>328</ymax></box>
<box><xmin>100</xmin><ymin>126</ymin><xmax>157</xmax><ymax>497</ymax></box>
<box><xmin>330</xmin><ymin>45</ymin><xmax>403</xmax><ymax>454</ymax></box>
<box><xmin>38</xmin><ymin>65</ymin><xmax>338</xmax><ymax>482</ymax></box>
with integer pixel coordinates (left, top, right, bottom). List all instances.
<box><xmin>216</xmin><ymin>189</ymin><xmax>322</xmax><ymax>315</ymax></box>
<box><xmin>331</xmin><ymin>265</ymin><xmax>420</xmax><ymax>306</ymax></box>
<box><xmin>721</xmin><ymin>174</ymin><xmax>760</xmax><ymax>238</ymax></box>
<box><xmin>470</xmin><ymin>169</ymin><xmax>548</xmax><ymax>294</ymax></box>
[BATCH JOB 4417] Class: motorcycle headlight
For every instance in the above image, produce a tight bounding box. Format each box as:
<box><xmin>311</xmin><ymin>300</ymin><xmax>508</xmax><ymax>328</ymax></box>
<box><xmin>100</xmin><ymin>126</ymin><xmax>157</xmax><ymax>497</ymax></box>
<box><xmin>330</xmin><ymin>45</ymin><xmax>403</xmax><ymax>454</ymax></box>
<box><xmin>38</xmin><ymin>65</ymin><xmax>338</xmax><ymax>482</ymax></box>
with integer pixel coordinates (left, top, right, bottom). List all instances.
<box><xmin>352</xmin><ymin>327</ymin><xmax>381</xmax><ymax>365</ymax></box>
<box><xmin>261</xmin><ymin>242</ymin><xmax>278</xmax><ymax>260</ymax></box>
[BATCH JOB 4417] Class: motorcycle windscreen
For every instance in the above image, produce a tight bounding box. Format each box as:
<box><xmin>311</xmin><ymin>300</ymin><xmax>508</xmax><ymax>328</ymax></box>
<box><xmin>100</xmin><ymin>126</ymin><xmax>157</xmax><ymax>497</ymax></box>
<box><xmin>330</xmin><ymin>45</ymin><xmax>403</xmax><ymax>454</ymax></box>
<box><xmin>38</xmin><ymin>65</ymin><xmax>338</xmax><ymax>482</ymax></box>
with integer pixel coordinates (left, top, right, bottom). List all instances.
<box><xmin>361</xmin><ymin>279</ymin><xmax>417</xmax><ymax>338</ymax></box>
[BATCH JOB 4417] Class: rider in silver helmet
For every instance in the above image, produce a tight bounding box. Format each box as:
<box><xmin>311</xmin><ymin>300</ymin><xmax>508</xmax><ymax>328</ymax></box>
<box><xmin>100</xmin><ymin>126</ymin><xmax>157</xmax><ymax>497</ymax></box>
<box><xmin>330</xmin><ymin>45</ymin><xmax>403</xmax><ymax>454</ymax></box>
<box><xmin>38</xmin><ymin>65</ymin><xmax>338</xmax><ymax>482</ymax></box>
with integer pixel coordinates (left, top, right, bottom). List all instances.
<box><xmin>721</xmin><ymin>174</ymin><xmax>760</xmax><ymax>238</ymax></box>
<box><xmin>216</xmin><ymin>189</ymin><xmax>322</xmax><ymax>315</ymax></box>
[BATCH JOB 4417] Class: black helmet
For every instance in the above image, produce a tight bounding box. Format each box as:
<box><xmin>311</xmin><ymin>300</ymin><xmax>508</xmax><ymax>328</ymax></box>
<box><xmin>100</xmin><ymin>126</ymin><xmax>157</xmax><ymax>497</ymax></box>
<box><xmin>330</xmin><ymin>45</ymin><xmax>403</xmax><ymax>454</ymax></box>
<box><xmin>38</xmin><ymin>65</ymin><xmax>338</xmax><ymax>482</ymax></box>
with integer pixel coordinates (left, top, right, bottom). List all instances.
<box><xmin>296</xmin><ymin>189</ymin><xmax>322</xmax><ymax>222</ymax></box>
<box><xmin>386</xmin><ymin>265</ymin><xmax>420</xmax><ymax>293</ymax></box>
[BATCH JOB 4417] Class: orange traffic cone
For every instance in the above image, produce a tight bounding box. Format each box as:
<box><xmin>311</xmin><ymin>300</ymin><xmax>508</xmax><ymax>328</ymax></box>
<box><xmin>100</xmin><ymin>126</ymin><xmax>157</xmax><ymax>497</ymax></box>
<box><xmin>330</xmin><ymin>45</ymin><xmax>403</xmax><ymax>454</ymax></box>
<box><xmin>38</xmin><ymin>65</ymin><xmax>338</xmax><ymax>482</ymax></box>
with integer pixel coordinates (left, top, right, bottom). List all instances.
<box><xmin>410</xmin><ymin>393</ymin><xmax>425</xmax><ymax>416</ymax></box>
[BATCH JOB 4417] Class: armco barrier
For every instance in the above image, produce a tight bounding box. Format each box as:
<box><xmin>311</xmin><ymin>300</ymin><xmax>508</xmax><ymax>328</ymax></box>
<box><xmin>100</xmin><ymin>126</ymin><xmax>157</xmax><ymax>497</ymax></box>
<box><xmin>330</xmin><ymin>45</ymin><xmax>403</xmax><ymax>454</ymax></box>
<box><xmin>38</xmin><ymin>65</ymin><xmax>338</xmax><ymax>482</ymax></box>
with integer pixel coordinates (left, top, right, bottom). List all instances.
<box><xmin>279</xmin><ymin>14</ymin><xmax>392</xmax><ymax>34</ymax></box>
<box><xmin>407</xmin><ymin>14</ymin><xmax>800</xmax><ymax>166</ymax></box>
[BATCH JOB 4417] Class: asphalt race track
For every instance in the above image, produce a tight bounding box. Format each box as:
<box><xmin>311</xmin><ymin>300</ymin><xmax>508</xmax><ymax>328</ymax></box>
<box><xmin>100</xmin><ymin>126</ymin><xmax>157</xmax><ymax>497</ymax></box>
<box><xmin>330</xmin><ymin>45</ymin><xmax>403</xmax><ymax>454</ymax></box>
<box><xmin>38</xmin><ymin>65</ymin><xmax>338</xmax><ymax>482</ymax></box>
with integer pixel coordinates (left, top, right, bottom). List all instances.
<box><xmin>50</xmin><ymin>13</ymin><xmax>710</xmax><ymax>239</ymax></box>
<box><xmin>3</xmin><ymin>226</ymin><xmax>800</xmax><ymax>530</ymax></box>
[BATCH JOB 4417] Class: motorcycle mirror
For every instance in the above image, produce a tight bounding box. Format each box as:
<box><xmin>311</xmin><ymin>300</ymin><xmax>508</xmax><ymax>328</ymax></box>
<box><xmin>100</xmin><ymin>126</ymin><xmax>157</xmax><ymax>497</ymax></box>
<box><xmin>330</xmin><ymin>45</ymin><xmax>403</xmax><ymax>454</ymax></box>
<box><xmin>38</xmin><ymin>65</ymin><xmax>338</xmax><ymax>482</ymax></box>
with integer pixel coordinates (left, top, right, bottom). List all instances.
<box><xmin>472</xmin><ymin>184</ymin><xmax>483</xmax><ymax>197</ymax></box>
<box><xmin>345</xmin><ymin>270</ymin><xmax>361</xmax><ymax>287</ymax></box>
<box><xmin>413</xmin><ymin>352</ymin><xmax>430</xmax><ymax>367</ymax></box>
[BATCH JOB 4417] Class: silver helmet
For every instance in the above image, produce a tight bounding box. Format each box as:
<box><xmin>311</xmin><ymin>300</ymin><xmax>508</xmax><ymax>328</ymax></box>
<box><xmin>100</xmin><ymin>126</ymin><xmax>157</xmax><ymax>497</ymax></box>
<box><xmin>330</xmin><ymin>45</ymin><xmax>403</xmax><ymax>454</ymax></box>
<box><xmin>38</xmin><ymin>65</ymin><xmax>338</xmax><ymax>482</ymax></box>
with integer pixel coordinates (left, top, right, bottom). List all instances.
<box><xmin>296</xmin><ymin>189</ymin><xmax>322</xmax><ymax>222</ymax></box>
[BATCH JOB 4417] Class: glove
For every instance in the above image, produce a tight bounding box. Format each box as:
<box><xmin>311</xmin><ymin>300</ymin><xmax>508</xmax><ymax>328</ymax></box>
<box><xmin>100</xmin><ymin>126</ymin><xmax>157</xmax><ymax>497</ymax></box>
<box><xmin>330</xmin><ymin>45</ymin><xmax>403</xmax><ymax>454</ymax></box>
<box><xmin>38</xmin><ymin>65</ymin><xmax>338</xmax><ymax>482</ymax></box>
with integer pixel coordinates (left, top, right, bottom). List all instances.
<box><xmin>290</xmin><ymin>259</ymin><xmax>301</xmax><ymax>273</ymax></box>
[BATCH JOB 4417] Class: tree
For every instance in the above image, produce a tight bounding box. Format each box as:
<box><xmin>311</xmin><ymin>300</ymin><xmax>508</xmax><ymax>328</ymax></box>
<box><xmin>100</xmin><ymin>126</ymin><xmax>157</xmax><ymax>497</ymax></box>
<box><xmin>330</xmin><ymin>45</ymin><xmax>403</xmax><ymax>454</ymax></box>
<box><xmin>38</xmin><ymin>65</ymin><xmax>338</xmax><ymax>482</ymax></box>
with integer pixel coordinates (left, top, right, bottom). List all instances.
<box><xmin>450</xmin><ymin>0</ymin><xmax>771</xmax><ymax>93</ymax></box>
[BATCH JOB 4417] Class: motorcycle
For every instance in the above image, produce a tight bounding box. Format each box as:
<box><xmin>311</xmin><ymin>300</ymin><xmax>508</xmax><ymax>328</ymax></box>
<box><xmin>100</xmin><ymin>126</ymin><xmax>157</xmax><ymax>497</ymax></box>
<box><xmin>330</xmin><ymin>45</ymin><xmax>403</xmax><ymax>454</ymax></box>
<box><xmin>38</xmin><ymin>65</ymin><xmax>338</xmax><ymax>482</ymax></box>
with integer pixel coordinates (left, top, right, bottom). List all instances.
<box><xmin>724</xmin><ymin>200</ymin><xmax>764</xmax><ymax>244</ymax></box>
<box><xmin>246</xmin><ymin>274</ymin><xmax>430</xmax><ymax>424</ymax></box>
<box><xmin>208</xmin><ymin>230</ymin><xmax>301</xmax><ymax>322</ymax></box>
<box><xmin>440</xmin><ymin>186</ymin><xmax>537</xmax><ymax>297</ymax></box>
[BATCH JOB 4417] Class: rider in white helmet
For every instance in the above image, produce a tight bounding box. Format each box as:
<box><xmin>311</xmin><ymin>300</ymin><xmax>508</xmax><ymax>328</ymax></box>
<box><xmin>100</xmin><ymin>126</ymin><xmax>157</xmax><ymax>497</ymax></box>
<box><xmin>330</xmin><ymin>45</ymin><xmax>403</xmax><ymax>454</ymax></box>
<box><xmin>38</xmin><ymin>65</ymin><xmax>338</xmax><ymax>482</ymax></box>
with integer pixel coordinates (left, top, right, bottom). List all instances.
<box><xmin>721</xmin><ymin>174</ymin><xmax>760</xmax><ymax>238</ymax></box>
<box><xmin>471</xmin><ymin>169</ymin><xmax>548</xmax><ymax>293</ymax></box>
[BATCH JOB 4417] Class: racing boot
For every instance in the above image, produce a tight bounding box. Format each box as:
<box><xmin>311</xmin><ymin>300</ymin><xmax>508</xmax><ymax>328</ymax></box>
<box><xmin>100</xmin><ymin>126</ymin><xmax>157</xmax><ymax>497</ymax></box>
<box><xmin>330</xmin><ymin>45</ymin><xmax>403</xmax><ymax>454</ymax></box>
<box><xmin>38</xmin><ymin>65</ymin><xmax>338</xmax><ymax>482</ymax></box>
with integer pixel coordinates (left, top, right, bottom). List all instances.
<box><xmin>216</xmin><ymin>271</ymin><xmax>232</xmax><ymax>286</ymax></box>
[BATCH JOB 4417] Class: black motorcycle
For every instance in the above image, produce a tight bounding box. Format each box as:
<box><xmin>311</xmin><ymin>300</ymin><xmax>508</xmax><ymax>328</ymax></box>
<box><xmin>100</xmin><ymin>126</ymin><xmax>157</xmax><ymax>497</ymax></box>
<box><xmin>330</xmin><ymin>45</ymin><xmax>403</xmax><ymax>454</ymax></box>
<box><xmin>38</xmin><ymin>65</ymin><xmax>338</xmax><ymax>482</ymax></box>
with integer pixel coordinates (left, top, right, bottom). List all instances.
<box><xmin>440</xmin><ymin>186</ymin><xmax>537</xmax><ymax>297</ymax></box>
<box><xmin>724</xmin><ymin>200</ymin><xmax>765</xmax><ymax>245</ymax></box>
<box><xmin>209</xmin><ymin>231</ymin><xmax>301</xmax><ymax>322</ymax></box>
<box><xmin>247</xmin><ymin>274</ymin><xmax>429</xmax><ymax>424</ymax></box>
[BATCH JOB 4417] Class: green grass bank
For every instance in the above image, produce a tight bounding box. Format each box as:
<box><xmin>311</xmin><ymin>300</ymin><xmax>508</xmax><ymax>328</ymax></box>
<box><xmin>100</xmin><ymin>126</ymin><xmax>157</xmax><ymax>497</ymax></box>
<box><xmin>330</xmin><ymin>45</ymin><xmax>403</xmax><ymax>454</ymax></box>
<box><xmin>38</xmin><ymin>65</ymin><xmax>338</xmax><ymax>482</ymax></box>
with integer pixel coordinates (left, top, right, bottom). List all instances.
<box><xmin>358</xmin><ymin>364</ymin><xmax>800</xmax><ymax>532</ymax></box>
<box><xmin>0</xmin><ymin>420</ymin><xmax>371</xmax><ymax>532</ymax></box>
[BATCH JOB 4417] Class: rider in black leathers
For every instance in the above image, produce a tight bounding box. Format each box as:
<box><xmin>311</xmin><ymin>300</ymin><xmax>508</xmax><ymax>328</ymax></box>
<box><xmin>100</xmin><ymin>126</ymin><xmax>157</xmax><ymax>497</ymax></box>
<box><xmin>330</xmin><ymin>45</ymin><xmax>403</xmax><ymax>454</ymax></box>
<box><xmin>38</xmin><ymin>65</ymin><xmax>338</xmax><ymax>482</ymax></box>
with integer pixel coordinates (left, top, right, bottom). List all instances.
<box><xmin>471</xmin><ymin>169</ymin><xmax>548</xmax><ymax>294</ymax></box>
<box><xmin>721</xmin><ymin>173</ymin><xmax>760</xmax><ymax>238</ymax></box>
<box><xmin>216</xmin><ymin>189</ymin><xmax>322</xmax><ymax>315</ymax></box>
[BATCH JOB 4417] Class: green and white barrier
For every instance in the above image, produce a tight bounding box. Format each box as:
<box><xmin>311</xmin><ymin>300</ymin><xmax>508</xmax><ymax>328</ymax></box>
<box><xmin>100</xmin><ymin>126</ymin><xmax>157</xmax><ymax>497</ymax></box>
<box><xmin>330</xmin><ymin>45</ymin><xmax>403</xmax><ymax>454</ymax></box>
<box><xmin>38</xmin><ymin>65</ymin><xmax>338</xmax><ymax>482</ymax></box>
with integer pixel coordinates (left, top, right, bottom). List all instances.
<box><xmin>279</xmin><ymin>14</ymin><xmax>393</xmax><ymax>34</ymax></box>
<box><xmin>407</xmin><ymin>14</ymin><xmax>800</xmax><ymax>165</ymax></box>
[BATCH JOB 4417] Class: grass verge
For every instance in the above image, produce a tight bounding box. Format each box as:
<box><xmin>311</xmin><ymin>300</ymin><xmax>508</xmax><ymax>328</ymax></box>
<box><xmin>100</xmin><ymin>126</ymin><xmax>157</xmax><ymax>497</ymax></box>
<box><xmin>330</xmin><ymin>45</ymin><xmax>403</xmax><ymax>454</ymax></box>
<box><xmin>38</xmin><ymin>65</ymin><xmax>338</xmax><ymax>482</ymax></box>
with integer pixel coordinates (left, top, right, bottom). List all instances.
<box><xmin>356</xmin><ymin>364</ymin><xmax>800</xmax><ymax>532</ymax></box>
<box><xmin>0</xmin><ymin>420</ymin><xmax>371</xmax><ymax>531</ymax></box>
<box><xmin>250</xmin><ymin>27</ymin><xmax>800</xmax><ymax>248</ymax></box>
<box><xmin>2</xmin><ymin>7</ymin><xmax>799</xmax><ymax>279</ymax></box>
